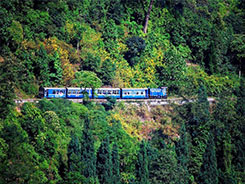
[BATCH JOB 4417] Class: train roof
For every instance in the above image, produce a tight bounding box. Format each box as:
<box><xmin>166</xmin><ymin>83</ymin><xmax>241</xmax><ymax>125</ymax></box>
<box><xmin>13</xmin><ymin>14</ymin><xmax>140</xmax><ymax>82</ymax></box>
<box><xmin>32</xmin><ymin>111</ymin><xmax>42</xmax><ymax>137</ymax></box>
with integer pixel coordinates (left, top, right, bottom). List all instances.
<box><xmin>122</xmin><ymin>88</ymin><xmax>148</xmax><ymax>90</ymax></box>
<box><xmin>95</xmin><ymin>88</ymin><xmax>120</xmax><ymax>90</ymax></box>
<box><xmin>43</xmin><ymin>87</ymin><xmax>66</xmax><ymax>90</ymax></box>
<box><xmin>67</xmin><ymin>87</ymin><xmax>92</xmax><ymax>90</ymax></box>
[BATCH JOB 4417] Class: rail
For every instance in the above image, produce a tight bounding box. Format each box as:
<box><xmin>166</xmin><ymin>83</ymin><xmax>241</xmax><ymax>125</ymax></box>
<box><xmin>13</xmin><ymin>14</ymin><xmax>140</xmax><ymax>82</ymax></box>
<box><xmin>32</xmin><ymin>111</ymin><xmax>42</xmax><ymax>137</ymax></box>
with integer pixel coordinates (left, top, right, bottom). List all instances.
<box><xmin>14</xmin><ymin>97</ymin><xmax>215</xmax><ymax>106</ymax></box>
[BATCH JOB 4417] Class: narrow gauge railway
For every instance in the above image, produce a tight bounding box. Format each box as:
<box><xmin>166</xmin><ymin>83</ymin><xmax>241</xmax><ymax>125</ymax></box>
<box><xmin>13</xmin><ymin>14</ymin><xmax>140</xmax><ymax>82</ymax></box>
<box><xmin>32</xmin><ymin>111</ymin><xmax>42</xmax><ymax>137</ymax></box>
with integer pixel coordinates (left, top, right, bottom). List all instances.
<box><xmin>39</xmin><ymin>87</ymin><xmax>168</xmax><ymax>99</ymax></box>
<box><xmin>14</xmin><ymin>87</ymin><xmax>215</xmax><ymax>106</ymax></box>
<box><xmin>14</xmin><ymin>97</ymin><xmax>216</xmax><ymax>106</ymax></box>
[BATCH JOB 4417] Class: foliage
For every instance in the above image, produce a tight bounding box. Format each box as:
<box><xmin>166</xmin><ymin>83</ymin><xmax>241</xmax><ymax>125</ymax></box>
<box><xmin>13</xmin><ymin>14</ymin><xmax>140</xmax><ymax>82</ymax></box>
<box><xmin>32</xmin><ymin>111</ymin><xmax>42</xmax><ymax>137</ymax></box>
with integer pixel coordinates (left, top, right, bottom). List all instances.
<box><xmin>0</xmin><ymin>0</ymin><xmax>244</xmax><ymax>183</ymax></box>
<box><xmin>175</xmin><ymin>122</ymin><xmax>190</xmax><ymax>184</ymax></box>
<box><xmin>98</xmin><ymin>59</ymin><xmax>116</xmax><ymax>85</ymax></box>
<box><xmin>188</xmin><ymin>85</ymin><xmax>211</xmax><ymax>179</ymax></box>
<box><xmin>72</xmin><ymin>71</ymin><xmax>102</xmax><ymax>89</ymax></box>
<box><xmin>149</xmin><ymin>130</ymin><xmax>185</xmax><ymax>184</ymax></box>
<box><xmin>155</xmin><ymin>46</ymin><xmax>187</xmax><ymax>93</ymax></box>
<box><xmin>111</xmin><ymin>143</ymin><xmax>121</xmax><ymax>184</ymax></box>
<box><xmin>198</xmin><ymin>132</ymin><xmax>218</xmax><ymax>184</ymax></box>
<box><xmin>124</xmin><ymin>36</ymin><xmax>146</xmax><ymax>66</ymax></box>
<box><xmin>81</xmin><ymin>117</ymin><xmax>97</xmax><ymax>182</ymax></box>
<box><xmin>96</xmin><ymin>137</ymin><xmax>113</xmax><ymax>184</ymax></box>
<box><xmin>81</xmin><ymin>53</ymin><xmax>101</xmax><ymax>74</ymax></box>
<box><xmin>136</xmin><ymin>140</ymin><xmax>149</xmax><ymax>184</ymax></box>
<box><xmin>0</xmin><ymin>56</ymin><xmax>17</xmax><ymax>119</ymax></box>
<box><xmin>67</xmin><ymin>133</ymin><xmax>82</xmax><ymax>172</ymax></box>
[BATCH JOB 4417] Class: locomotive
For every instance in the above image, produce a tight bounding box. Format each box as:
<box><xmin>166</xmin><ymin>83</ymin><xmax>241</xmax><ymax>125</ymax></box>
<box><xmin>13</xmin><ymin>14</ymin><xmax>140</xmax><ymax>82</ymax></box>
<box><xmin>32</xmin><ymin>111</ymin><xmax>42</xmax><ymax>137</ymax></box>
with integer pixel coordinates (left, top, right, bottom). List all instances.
<box><xmin>39</xmin><ymin>87</ymin><xmax>168</xmax><ymax>99</ymax></box>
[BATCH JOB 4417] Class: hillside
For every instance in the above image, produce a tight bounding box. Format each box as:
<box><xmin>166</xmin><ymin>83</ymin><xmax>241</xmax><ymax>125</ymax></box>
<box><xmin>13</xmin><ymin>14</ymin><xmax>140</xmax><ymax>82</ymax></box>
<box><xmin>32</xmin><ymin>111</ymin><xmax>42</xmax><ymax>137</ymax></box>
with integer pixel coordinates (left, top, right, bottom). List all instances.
<box><xmin>0</xmin><ymin>0</ymin><xmax>244</xmax><ymax>183</ymax></box>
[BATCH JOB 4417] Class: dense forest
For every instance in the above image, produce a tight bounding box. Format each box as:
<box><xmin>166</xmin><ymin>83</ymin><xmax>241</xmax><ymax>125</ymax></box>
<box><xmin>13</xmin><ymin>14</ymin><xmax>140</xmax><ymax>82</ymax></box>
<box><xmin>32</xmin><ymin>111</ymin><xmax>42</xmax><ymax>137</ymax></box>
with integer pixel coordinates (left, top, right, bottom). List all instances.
<box><xmin>0</xmin><ymin>0</ymin><xmax>244</xmax><ymax>183</ymax></box>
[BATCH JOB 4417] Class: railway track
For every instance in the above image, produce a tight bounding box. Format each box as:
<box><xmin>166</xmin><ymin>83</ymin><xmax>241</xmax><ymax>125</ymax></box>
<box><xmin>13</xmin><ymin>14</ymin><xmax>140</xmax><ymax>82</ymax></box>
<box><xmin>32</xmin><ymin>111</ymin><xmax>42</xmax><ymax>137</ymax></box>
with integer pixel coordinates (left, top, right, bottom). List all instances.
<box><xmin>14</xmin><ymin>97</ymin><xmax>215</xmax><ymax>106</ymax></box>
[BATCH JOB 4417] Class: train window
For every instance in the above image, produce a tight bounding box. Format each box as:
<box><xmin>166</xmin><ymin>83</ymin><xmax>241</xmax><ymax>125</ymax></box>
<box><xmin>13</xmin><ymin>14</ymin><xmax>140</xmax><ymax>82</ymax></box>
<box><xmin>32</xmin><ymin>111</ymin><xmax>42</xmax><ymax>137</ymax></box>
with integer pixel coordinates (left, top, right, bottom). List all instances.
<box><xmin>141</xmin><ymin>92</ymin><xmax>144</xmax><ymax>95</ymax></box>
<box><xmin>53</xmin><ymin>90</ymin><xmax>56</xmax><ymax>94</ymax></box>
<box><xmin>136</xmin><ymin>92</ymin><xmax>139</xmax><ymax>95</ymax></box>
<box><xmin>68</xmin><ymin>91</ymin><xmax>71</xmax><ymax>94</ymax></box>
<box><xmin>103</xmin><ymin>90</ymin><xmax>107</xmax><ymax>94</ymax></box>
<box><xmin>124</xmin><ymin>92</ymin><xmax>127</xmax><ymax>95</ymax></box>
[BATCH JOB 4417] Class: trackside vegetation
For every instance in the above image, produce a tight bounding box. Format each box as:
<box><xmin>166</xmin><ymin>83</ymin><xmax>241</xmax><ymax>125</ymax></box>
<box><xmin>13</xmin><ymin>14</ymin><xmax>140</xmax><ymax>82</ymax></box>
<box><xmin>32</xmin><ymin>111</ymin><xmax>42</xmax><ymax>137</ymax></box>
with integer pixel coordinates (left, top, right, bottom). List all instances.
<box><xmin>0</xmin><ymin>0</ymin><xmax>244</xmax><ymax>183</ymax></box>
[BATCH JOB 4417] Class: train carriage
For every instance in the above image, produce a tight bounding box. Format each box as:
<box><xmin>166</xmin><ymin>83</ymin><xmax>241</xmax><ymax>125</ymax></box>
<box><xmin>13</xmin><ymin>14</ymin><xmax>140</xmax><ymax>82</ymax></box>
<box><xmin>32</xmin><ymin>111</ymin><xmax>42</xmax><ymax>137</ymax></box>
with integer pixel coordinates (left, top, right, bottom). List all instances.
<box><xmin>66</xmin><ymin>88</ymin><xmax>92</xmax><ymax>99</ymax></box>
<box><xmin>41</xmin><ymin>87</ymin><xmax>66</xmax><ymax>98</ymax></box>
<box><xmin>149</xmin><ymin>87</ymin><xmax>167</xmax><ymax>99</ymax></box>
<box><xmin>121</xmin><ymin>88</ymin><xmax>148</xmax><ymax>99</ymax></box>
<box><xmin>94</xmin><ymin>88</ymin><xmax>121</xmax><ymax>99</ymax></box>
<box><xmin>39</xmin><ymin>87</ymin><xmax>168</xmax><ymax>99</ymax></box>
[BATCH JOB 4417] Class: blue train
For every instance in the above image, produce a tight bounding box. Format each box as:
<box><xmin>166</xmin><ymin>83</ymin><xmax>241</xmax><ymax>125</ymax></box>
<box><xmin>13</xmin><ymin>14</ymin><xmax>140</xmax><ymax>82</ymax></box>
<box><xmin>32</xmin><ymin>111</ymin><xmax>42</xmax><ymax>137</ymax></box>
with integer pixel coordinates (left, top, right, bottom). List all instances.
<box><xmin>39</xmin><ymin>87</ymin><xmax>168</xmax><ymax>99</ymax></box>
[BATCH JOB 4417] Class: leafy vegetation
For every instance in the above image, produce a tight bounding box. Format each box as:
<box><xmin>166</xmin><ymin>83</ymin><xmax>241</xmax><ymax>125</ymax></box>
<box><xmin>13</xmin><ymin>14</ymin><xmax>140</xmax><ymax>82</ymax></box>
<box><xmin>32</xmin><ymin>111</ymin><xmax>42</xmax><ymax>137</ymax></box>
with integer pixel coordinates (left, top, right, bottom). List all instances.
<box><xmin>0</xmin><ymin>0</ymin><xmax>244</xmax><ymax>183</ymax></box>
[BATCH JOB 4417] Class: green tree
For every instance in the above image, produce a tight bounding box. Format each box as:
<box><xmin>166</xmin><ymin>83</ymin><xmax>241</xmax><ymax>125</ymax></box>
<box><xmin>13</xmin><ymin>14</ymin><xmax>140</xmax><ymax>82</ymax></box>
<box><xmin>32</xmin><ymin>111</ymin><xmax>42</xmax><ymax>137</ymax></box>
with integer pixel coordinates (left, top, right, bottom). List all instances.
<box><xmin>81</xmin><ymin>53</ymin><xmax>101</xmax><ymax>74</ymax></box>
<box><xmin>24</xmin><ymin>9</ymin><xmax>51</xmax><ymax>40</ymax></box>
<box><xmin>188</xmin><ymin>84</ymin><xmax>211</xmax><ymax>180</ymax></box>
<box><xmin>149</xmin><ymin>138</ymin><xmax>180</xmax><ymax>184</ymax></box>
<box><xmin>234</xmin><ymin>79</ymin><xmax>245</xmax><ymax>182</ymax></box>
<box><xmin>72</xmin><ymin>71</ymin><xmax>102</xmax><ymax>89</ymax></box>
<box><xmin>109</xmin><ymin>120</ymin><xmax>138</xmax><ymax>182</ymax></box>
<box><xmin>0</xmin><ymin>113</ymin><xmax>48</xmax><ymax>183</ymax></box>
<box><xmin>102</xmin><ymin>97</ymin><xmax>117</xmax><ymax>111</ymax></box>
<box><xmin>81</xmin><ymin>117</ymin><xmax>97</xmax><ymax>182</ymax></box>
<box><xmin>213</xmin><ymin>89</ymin><xmax>244</xmax><ymax>183</ymax></box>
<box><xmin>43</xmin><ymin>111</ymin><xmax>61</xmax><ymax>133</ymax></box>
<box><xmin>124</xmin><ymin>36</ymin><xmax>146</xmax><ymax>66</ymax></box>
<box><xmin>96</xmin><ymin>137</ymin><xmax>113</xmax><ymax>184</ymax></box>
<box><xmin>35</xmin><ymin>45</ymin><xmax>51</xmax><ymax>86</ymax></box>
<box><xmin>68</xmin><ymin>133</ymin><xmax>81</xmax><ymax>172</ymax></box>
<box><xmin>156</xmin><ymin>46</ymin><xmax>187</xmax><ymax>93</ymax></box>
<box><xmin>0</xmin><ymin>56</ymin><xmax>17</xmax><ymax>119</ymax></box>
<box><xmin>0</xmin><ymin>2</ymin><xmax>14</xmax><ymax>54</ymax></box>
<box><xmin>231</xmin><ymin>32</ymin><xmax>245</xmax><ymax>78</ymax></box>
<box><xmin>98</xmin><ymin>59</ymin><xmax>116</xmax><ymax>85</ymax></box>
<box><xmin>111</xmin><ymin>143</ymin><xmax>121</xmax><ymax>184</ymax></box>
<box><xmin>136</xmin><ymin>140</ymin><xmax>149</xmax><ymax>184</ymax></box>
<box><xmin>236</xmin><ymin>78</ymin><xmax>245</xmax><ymax>117</ymax></box>
<box><xmin>175</xmin><ymin>122</ymin><xmax>190</xmax><ymax>184</ymax></box>
<box><xmin>20</xmin><ymin>103</ymin><xmax>45</xmax><ymax>143</ymax></box>
<box><xmin>0</xmin><ymin>121</ymin><xmax>8</xmax><ymax>162</ymax></box>
<box><xmin>7</xmin><ymin>20</ymin><xmax>23</xmax><ymax>50</ymax></box>
<box><xmin>49</xmin><ymin>51</ymin><xmax>63</xmax><ymax>85</ymax></box>
<box><xmin>198</xmin><ymin>132</ymin><xmax>218</xmax><ymax>184</ymax></box>
<box><xmin>106</xmin><ymin>0</ymin><xmax>125</xmax><ymax>24</ymax></box>
<box><xmin>21</xmin><ymin>103</ymin><xmax>62</xmax><ymax>183</ymax></box>
<box><xmin>66</xmin><ymin>133</ymin><xmax>85</xmax><ymax>184</ymax></box>
<box><xmin>207</xmin><ymin>27</ymin><xmax>233</xmax><ymax>75</ymax></box>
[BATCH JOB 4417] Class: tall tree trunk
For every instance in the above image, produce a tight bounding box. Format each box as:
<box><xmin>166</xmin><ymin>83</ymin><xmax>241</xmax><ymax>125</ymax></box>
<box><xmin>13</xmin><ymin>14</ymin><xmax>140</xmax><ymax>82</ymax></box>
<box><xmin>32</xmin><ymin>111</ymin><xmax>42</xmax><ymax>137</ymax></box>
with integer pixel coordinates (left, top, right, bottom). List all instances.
<box><xmin>77</xmin><ymin>40</ymin><xmax>81</xmax><ymax>63</ymax></box>
<box><xmin>143</xmin><ymin>0</ymin><xmax>154</xmax><ymax>34</ymax></box>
